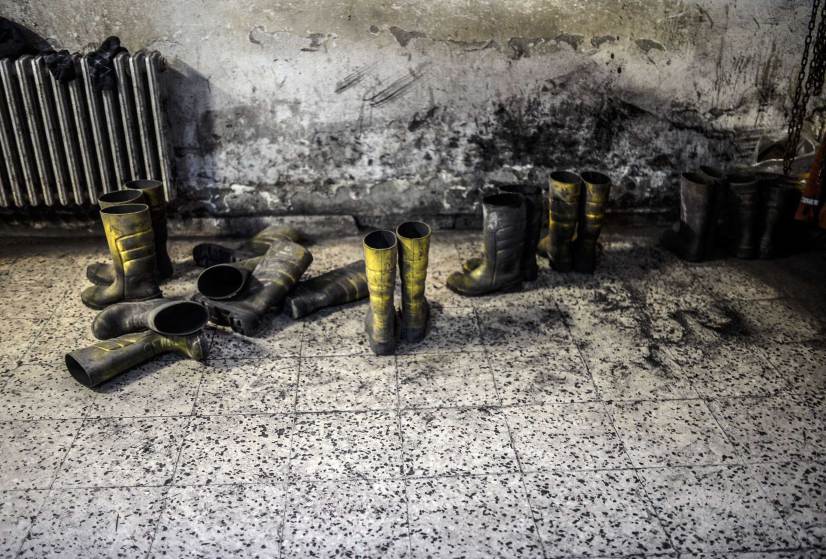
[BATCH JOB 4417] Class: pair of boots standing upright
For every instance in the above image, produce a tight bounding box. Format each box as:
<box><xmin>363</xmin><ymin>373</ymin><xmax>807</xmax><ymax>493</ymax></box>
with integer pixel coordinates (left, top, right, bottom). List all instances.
<box><xmin>81</xmin><ymin>179</ymin><xmax>173</xmax><ymax>309</ymax></box>
<box><xmin>543</xmin><ymin>171</ymin><xmax>612</xmax><ymax>273</ymax></box>
<box><xmin>663</xmin><ymin>169</ymin><xmax>801</xmax><ymax>262</ymax></box>
<box><xmin>363</xmin><ymin>222</ymin><xmax>431</xmax><ymax>355</ymax></box>
<box><xmin>446</xmin><ymin>171</ymin><xmax>611</xmax><ymax>297</ymax></box>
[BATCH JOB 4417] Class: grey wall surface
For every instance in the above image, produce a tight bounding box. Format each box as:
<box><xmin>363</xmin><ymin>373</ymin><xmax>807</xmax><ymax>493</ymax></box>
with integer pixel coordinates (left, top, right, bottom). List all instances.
<box><xmin>6</xmin><ymin>1</ymin><xmax>809</xmax><ymax>223</ymax></box>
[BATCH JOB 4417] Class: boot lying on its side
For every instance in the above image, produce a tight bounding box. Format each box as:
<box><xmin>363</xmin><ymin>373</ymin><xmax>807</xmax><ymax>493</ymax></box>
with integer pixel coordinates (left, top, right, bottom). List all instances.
<box><xmin>92</xmin><ymin>298</ymin><xmax>209</xmax><ymax>340</ymax></box>
<box><xmin>66</xmin><ymin>300</ymin><xmax>209</xmax><ymax>388</ymax></box>
<box><xmin>193</xmin><ymin>237</ymin><xmax>313</xmax><ymax>336</ymax></box>
<box><xmin>192</xmin><ymin>225</ymin><xmax>304</xmax><ymax>268</ymax></box>
<box><xmin>284</xmin><ymin>261</ymin><xmax>369</xmax><ymax>320</ymax></box>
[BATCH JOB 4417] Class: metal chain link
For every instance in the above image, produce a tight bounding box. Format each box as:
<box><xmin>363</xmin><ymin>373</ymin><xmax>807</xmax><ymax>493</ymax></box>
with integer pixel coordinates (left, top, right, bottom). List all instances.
<box><xmin>785</xmin><ymin>0</ymin><xmax>826</xmax><ymax>175</ymax></box>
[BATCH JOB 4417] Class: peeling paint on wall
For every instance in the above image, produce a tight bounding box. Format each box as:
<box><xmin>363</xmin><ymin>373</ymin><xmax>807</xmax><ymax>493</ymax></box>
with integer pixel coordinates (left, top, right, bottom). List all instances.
<box><xmin>4</xmin><ymin>0</ymin><xmax>809</xmax><ymax>219</ymax></box>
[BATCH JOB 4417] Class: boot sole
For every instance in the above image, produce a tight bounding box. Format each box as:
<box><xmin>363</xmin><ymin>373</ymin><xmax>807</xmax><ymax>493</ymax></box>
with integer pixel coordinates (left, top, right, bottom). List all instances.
<box><xmin>447</xmin><ymin>279</ymin><xmax>523</xmax><ymax>297</ymax></box>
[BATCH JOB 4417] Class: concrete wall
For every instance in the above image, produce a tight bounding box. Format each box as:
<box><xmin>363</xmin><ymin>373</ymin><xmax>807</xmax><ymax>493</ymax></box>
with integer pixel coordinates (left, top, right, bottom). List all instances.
<box><xmin>6</xmin><ymin>1</ymin><xmax>809</xmax><ymax>224</ymax></box>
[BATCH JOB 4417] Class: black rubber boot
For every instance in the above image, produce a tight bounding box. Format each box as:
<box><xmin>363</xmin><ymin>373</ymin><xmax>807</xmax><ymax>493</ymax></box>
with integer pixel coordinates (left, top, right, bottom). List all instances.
<box><xmin>573</xmin><ymin>171</ymin><xmax>611</xmax><ymax>273</ymax></box>
<box><xmin>447</xmin><ymin>193</ymin><xmax>526</xmax><ymax>296</ymax></box>
<box><xmin>66</xmin><ymin>301</ymin><xmax>209</xmax><ymax>388</ymax></box>
<box><xmin>758</xmin><ymin>174</ymin><xmax>801</xmax><ymax>259</ymax></box>
<box><xmin>548</xmin><ymin>171</ymin><xmax>582</xmax><ymax>272</ymax></box>
<box><xmin>462</xmin><ymin>183</ymin><xmax>542</xmax><ymax>281</ymax></box>
<box><xmin>661</xmin><ymin>172</ymin><xmax>716</xmax><ymax>262</ymax></box>
<box><xmin>727</xmin><ymin>173</ymin><xmax>761</xmax><ymax>259</ymax></box>
<box><xmin>192</xmin><ymin>238</ymin><xmax>313</xmax><ymax>336</ymax></box>
<box><xmin>284</xmin><ymin>261</ymin><xmax>369</xmax><ymax>319</ymax></box>
<box><xmin>699</xmin><ymin>165</ymin><xmax>727</xmax><ymax>257</ymax></box>
<box><xmin>92</xmin><ymin>299</ymin><xmax>208</xmax><ymax>340</ymax></box>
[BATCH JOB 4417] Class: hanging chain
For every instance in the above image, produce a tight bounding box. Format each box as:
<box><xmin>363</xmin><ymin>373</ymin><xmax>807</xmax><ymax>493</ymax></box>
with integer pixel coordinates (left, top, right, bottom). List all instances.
<box><xmin>785</xmin><ymin>0</ymin><xmax>826</xmax><ymax>175</ymax></box>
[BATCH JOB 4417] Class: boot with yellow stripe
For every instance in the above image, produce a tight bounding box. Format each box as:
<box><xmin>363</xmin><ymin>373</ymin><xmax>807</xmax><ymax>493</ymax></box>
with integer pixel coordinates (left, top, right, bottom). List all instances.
<box><xmin>573</xmin><ymin>171</ymin><xmax>611</xmax><ymax>273</ymax></box>
<box><xmin>363</xmin><ymin>230</ymin><xmax>399</xmax><ymax>355</ymax></box>
<box><xmin>81</xmin><ymin>203</ymin><xmax>162</xmax><ymax>310</ymax></box>
<box><xmin>192</xmin><ymin>237</ymin><xmax>313</xmax><ymax>336</ymax></box>
<box><xmin>86</xmin><ymin>180</ymin><xmax>173</xmax><ymax>284</ymax></box>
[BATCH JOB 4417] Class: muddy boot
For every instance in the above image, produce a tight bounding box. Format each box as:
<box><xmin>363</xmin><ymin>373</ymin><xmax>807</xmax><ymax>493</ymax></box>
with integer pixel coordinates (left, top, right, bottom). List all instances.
<box><xmin>87</xmin><ymin>180</ymin><xmax>173</xmax><ymax>285</ymax></box>
<box><xmin>192</xmin><ymin>225</ymin><xmax>304</xmax><ymax>268</ymax></box>
<box><xmin>548</xmin><ymin>171</ymin><xmax>582</xmax><ymax>272</ymax></box>
<box><xmin>660</xmin><ymin>172</ymin><xmax>716</xmax><ymax>262</ymax></box>
<box><xmin>759</xmin><ymin>175</ymin><xmax>800</xmax><ymax>259</ymax></box>
<box><xmin>397</xmin><ymin>221</ymin><xmax>431</xmax><ymax>343</ymax></box>
<box><xmin>363</xmin><ymin>230</ymin><xmax>399</xmax><ymax>355</ymax></box>
<box><xmin>284</xmin><ymin>261</ymin><xmax>368</xmax><ymax>319</ymax></box>
<box><xmin>81</xmin><ymin>204</ymin><xmax>162</xmax><ymax>310</ymax></box>
<box><xmin>92</xmin><ymin>299</ymin><xmax>208</xmax><ymax>340</ymax></box>
<box><xmin>463</xmin><ymin>183</ymin><xmax>542</xmax><ymax>281</ymax></box>
<box><xmin>85</xmin><ymin>189</ymin><xmax>145</xmax><ymax>285</ymax></box>
<box><xmin>66</xmin><ymin>302</ymin><xmax>209</xmax><ymax>388</ymax></box>
<box><xmin>447</xmin><ymin>193</ymin><xmax>525</xmax><ymax>296</ymax></box>
<box><xmin>193</xmin><ymin>237</ymin><xmax>313</xmax><ymax>336</ymax></box>
<box><xmin>573</xmin><ymin>171</ymin><xmax>611</xmax><ymax>273</ymax></box>
<box><xmin>699</xmin><ymin>166</ymin><xmax>727</xmax><ymax>257</ymax></box>
<box><xmin>727</xmin><ymin>173</ymin><xmax>761</xmax><ymax>259</ymax></box>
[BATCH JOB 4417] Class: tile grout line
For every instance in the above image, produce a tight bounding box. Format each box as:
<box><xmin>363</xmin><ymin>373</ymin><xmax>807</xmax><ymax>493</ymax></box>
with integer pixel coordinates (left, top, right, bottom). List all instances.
<box><xmin>473</xmin><ymin>303</ymin><xmax>550</xmax><ymax>559</ymax></box>
<box><xmin>277</xmin><ymin>320</ymin><xmax>305</xmax><ymax>559</ymax></box>
<box><xmin>568</xmin><ymin>312</ymin><xmax>680</xmax><ymax>556</ymax></box>
<box><xmin>392</xmin><ymin>352</ymin><xmax>415</xmax><ymax>559</ymax></box>
<box><xmin>144</xmin><ymin>412</ymin><xmax>195</xmax><ymax>558</ymax></box>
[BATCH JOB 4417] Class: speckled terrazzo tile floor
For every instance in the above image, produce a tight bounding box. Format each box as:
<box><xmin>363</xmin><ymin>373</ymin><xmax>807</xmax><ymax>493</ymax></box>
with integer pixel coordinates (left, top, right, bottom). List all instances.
<box><xmin>0</xmin><ymin>228</ymin><xmax>824</xmax><ymax>558</ymax></box>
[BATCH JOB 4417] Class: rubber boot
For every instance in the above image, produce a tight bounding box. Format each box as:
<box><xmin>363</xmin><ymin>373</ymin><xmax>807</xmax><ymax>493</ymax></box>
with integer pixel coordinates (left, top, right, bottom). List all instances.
<box><xmin>363</xmin><ymin>230</ymin><xmax>398</xmax><ymax>355</ymax></box>
<box><xmin>397</xmin><ymin>221</ymin><xmax>431</xmax><ymax>343</ymax></box>
<box><xmin>87</xmin><ymin>180</ymin><xmax>172</xmax><ymax>285</ymax></box>
<box><xmin>284</xmin><ymin>261</ymin><xmax>368</xmax><ymax>319</ymax></box>
<box><xmin>81</xmin><ymin>204</ymin><xmax>162</xmax><ymax>310</ymax></box>
<box><xmin>699</xmin><ymin>166</ymin><xmax>727</xmax><ymax>257</ymax></box>
<box><xmin>660</xmin><ymin>172</ymin><xmax>715</xmax><ymax>262</ymax></box>
<box><xmin>446</xmin><ymin>193</ymin><xmax>525</xmax><ymax>296</ymax></box>
<box><xmin>759</xmin><ymin>175</ymin><xmax>800</xmax><ymax>259</ymax></box>
<box><xmin>192</xmin><ymin>226</ymin><xmax>304</xmax><ymax>268</ymax></box>
<box><xmin>727</xmin><ymin>173</ymin><xmax>761</xmax><ymax>259</ymax></box>
<box><xmin>65</xmin><ymin>304</ymin><xmax>209</xmax><ymax>388</ymax></box>
<box><xmin>573</xmin><ymin>171</ymin><xmax>611</xmax><ymax>273</ymax></box>
<box><xmin>193</xmin><ymin>237</ymin><xmax>313</xmax><ymax>336</ymax></box>
<box><xmin>92</xmin><ymin>299</ymin><xmax>208</xmax><ymax>340</ymax></box>
<box><xmin>462</xmin><ymin>183</ymin><xmax>542</xmax><ymax>281</ymax></box>
<box><xmin>548</xmin><ymin>171</ymin><xmax>582</xmax><ymax>272</ymax></box>
<box><xmin>85</xmin><ymin>188</ymin><xmax>145</xmax><ymax>284</ymax></box>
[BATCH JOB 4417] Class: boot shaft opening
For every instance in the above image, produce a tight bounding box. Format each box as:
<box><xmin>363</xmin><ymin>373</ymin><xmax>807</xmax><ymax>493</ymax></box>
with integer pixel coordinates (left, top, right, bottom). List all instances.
<box><xmin>98</xmin><ymin>189</ymin><xmax>144</xmax><ymax>208</ymax></box>
<box><xmin>364</xmin><ymin>230</ymin><xmax>397</xmax><ymax>250</ymax></box>
<box><xmin>550</xmin><ymin>171</ymin><xmax>582</xmax><ymax>186</ymax></box>
<box><xmin>197</xmin><ymin>265</ymin><xmax>249</xmax><ymax>300</ymax></box>
<box><xmin>149</xmin><ymin>301</ymin><xmax>209</xmax><ymax>337</ymax></box>
<box><xmin>396</xmin><ymin>221</ymin><xmax>431</xmax><ymax>240</ymax></box>
<box><xmin>581</xmin><ymin>171</ymin><xmax>611</xmax><ymax>186</ymax></box>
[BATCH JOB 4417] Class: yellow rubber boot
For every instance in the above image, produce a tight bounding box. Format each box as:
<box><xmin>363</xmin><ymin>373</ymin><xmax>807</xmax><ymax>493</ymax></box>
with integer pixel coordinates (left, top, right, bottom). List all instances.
<box><xmin>363</xmin><ymin>230</ymin><xmax>399</xmax><ymax>355</ymax></box>
<box><xmin>548</xmin><ymin>171</ymin><xmax>582</xmax><ymax>272</ymax></box>
<box><xmin>81</xmin><ymin>203</ymin><xmax>162</xmax><ymax>310</ymax></box>
<box><xmin>396</xmin><ymin>221</ymin><xmax>431</xmax><ymax>343</ymax></box>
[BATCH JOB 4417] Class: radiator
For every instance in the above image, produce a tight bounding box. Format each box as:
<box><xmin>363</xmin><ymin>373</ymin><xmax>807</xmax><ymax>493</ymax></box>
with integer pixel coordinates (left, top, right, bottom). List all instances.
<box><xmin>0</xmin><ymin>50</ymin><xmax>173</xmax><ymax>208</ymax></box>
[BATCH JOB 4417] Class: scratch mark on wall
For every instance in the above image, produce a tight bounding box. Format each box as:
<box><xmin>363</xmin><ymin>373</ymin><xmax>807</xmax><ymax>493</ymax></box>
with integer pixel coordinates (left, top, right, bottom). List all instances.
<box><xmin>335</xmin><ymin>64</ymin><xmax>374</xmax><ymax>94</ymax></box>
<box><xmin>365</xmin><ymin>64</ymin><xmax>429</xmax><ymax>107</ymax></box>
